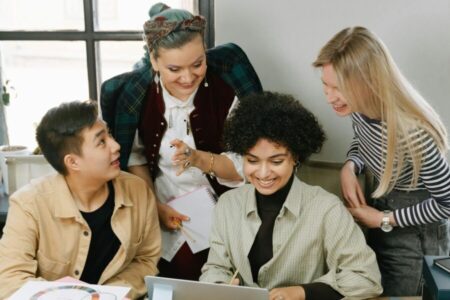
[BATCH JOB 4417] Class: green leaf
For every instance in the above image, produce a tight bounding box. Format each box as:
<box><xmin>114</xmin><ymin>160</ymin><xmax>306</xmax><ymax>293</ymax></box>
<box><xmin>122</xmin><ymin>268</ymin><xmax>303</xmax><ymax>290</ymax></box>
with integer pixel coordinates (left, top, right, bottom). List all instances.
<box><xmin>2</xmin><ymin>93</ymin><xmax>10</xmax><ymax>106</ymax></box>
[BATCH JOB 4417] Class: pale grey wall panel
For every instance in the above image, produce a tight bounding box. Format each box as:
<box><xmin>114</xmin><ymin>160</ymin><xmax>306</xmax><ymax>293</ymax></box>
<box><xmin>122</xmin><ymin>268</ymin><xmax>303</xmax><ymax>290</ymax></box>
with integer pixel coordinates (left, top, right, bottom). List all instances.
<box><xmin>215</xmin><ymin>0</ymin><xmax>450</xmax><ymax>162</ymax></box>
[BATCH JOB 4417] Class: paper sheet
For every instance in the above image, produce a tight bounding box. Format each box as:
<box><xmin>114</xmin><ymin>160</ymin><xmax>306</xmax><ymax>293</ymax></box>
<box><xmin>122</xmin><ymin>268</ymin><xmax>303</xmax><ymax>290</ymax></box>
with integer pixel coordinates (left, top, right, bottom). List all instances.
<box><xmin>9</xmin><ymin>280</ymin><xmax>130</xmax><ymax>300</ymax></box>
<box><xmin>161</xmin><ymin>186</ymin><xmax>216</xmax><ymax>261</ymax></box>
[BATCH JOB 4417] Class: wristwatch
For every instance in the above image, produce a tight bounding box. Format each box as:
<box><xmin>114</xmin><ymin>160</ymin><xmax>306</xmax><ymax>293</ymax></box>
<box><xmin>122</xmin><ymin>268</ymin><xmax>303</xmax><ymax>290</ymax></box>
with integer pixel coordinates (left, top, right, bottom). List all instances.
<box><xmin>380</xmin><ymin>210</ymin><xmax>393</xmax><ymax>232</ymax></box>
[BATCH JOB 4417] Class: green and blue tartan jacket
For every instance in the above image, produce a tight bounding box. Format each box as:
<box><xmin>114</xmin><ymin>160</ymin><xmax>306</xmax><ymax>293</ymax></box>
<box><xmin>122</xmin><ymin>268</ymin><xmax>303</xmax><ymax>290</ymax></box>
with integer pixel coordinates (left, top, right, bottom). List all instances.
<box><xmin>100</xmin><ymin>43</ymin><xmax>263</xmax><ymax>170</ymax></box>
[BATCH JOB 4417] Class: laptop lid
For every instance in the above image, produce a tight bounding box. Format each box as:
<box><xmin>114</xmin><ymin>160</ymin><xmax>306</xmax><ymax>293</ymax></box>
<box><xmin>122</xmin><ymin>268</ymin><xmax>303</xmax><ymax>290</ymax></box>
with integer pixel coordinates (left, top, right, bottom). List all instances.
<box><xmin>145</xmin><ymin>276</ymin><xmax>269</xmax><ymax>300</ymax></box>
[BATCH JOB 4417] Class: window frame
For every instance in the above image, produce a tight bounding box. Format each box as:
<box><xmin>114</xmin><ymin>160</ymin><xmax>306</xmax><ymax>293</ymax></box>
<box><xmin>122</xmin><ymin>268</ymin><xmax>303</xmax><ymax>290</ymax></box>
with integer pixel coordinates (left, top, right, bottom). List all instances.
<box><xmin>0</xmin><ymin>0</ymin><xmax>214</xmax><ymax>101</ymax></box>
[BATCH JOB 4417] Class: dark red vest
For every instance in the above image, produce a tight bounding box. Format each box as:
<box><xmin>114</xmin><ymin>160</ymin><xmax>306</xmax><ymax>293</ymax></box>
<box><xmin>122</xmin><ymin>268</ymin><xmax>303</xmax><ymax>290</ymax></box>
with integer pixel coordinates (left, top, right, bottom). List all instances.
<box><xmin>138</xmin><ymin>71</ymin><xmax>236</xmax><ymax>196</ymax></box>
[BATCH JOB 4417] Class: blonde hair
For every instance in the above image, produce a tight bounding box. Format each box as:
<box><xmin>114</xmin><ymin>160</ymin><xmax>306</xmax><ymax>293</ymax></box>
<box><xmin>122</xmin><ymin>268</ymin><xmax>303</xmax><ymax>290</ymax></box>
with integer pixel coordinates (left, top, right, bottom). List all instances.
<box><xmin>313</xmin><ymin>26</ymin><xmax>448</xmax><ymax>197</ymax></box>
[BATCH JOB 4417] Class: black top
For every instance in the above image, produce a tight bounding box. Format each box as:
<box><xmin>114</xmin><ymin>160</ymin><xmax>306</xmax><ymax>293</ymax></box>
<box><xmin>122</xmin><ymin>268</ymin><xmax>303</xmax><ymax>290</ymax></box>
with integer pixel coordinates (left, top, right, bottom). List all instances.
<box><xmin>247</xmin><ymin>174</ymin><xmax>342</xmax><ymax>300</ymax></box>
<box><xmin>302</xmin><ymin>282</ymin><xmax>343</xmax><ymax>300</ymax></box>
<box><xmin>248</xmin><ymin>174</ymin><xmax>293</xmax><ymax>281</ymax></box>
<box><xmin>80</xmin><ymin>181</ymin><xmax>121</xmax><ymax>283</ymax></box>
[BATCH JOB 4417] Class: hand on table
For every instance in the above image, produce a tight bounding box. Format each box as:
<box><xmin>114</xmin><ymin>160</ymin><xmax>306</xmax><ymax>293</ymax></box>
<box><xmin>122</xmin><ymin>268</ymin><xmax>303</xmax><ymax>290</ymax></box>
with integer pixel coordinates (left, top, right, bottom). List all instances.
<box><xmin>269</xmin><ymin>286</ymin><xmax>305</xmax><ymax>300</ymax></box>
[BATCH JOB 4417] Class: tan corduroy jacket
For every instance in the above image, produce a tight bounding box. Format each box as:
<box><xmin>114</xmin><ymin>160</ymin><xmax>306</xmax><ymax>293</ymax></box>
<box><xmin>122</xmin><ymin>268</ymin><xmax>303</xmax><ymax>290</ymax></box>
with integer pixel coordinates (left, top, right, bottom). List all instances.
<box><xmin>0</xmin><ymin>171</ymin><xmax>161</xmax><ymax>299</ymax></box>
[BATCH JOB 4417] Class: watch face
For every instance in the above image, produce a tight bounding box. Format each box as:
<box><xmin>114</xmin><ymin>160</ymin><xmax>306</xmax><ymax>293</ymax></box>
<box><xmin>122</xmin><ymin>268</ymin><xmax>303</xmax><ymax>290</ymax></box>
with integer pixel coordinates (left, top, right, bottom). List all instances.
<box><xmin>381</xmin><ymin>222</ymin><xmax>393</xmax><ymax>232</ymax></box>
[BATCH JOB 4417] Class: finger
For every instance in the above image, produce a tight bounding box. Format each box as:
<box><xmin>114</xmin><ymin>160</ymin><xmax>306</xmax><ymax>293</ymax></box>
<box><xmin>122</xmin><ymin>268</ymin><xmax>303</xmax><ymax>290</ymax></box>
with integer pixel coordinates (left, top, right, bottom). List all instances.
<box><xmin>172</xmin><ymin>154</ymin><xmax>186</xmax><ymax>163</ymax></box>
<box><xmin>184</xmin><ymin>147</ymin><xmax>192</xmax><ymax>157</ymax></box>
<box><xmin>268</xmin><ymin>290</ymin><xmax>283</xmax><ymax>300</ymax></box>
<box><xmin>269</xmin><ymin>288</ymin><xmax>280</xmax><ymax>296</ymax></box>
<box><xmin>183</xmin><ymin>160</ymin><xmax>191</xmax><ymax>168</ymax></box>
<box><xmin>355</xmin><ymin>184</ymin><xmax>367</xmax><ymax>206</ymax></box>
<box><xmin>180</xmin><ymin>215</ymin><xmax>190</xmax><ymax>221</ymax></box>
<box><xmin>172</xmin><ymin>149</ymin><xmax>191</xmax><ymax>161</ymax></box>
<box><xmin>231</xmin><ymin>278</ymin><xmax>239</xmax><ymax>286</ymax></box>
<box><xmin>161</xmin><ymin>215</ymin><xmax>180</xmax><ymax>230</ymax></box>
<box><xmin>172</xmin><ymin>212</ymin><xmax>190</xmax><ymax>222</ymax></box>
<box><xmin>165</xmin><ymin>221</ymin><xmax>180</xmax><ymax>230</ymax></box>
<box><xmin>174</xmin><ymin>159</ymin><xmax>190</xmax><ymax>168</ymax></box>
<box><xmin>172</xmin><ymin>150</ymin><xmax>185</xmax><ymax>160</ymax></box>
<box><xmin>170</xmin><ymin>217</ymin><xmax>188</xmax><ymax>229</ymax></box>
<box><xmin>343</xmin><ymin>189</ymin><xmax>362</xmax><ymax>208</ymax></box>
<box><xmin>175</xmin><ymin>161</ymin><xmax>190</xmax><ymax>176</ymax></box>
<box><xmin>168</xmin><ymin>217</ymin><xmax>183</xmax><ymax>229</ymax></box>
<box><xmin>170</xmin><ymin>139</ymin><xmax>183</xmax><ymax>149</ymax></box>
<box><xmin>340</xmin><ymin>185</ymin><xmax>354</xmax><ymax>208</ymax></box>
<box><xmin>176</xmin><ymin>167</ymin><xmax>185</xmax><ymax>176</ymax></box>
<box><xmin>348</xmin><ymin>196</ymin><xmax>361</xmax><ymax>208</ymax></box>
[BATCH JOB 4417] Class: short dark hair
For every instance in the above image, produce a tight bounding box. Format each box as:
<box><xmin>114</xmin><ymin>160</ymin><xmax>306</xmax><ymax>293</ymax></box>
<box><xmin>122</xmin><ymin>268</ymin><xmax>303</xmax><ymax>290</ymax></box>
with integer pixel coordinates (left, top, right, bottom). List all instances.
<box><xmin>36</xmin><ymin>100</ymin><xmax>98</xmax><ymax>175</ymax></box>
<box><xmin>223</xmin><ymin>91</ymin><xmax>326</xmax><ymax>162</ymax></box>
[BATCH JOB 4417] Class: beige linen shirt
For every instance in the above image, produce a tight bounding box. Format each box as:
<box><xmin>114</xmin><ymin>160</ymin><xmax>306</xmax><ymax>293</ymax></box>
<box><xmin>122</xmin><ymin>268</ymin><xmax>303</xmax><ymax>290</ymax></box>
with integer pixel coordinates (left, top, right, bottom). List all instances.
<box><xmin>0</xmin><ymin>171</ymin><xmax>161</xmax><ymax>299</ymax></box>
<box><xmin>200</xmin><ymin>177</ymin><xmax>382</xmax><ymax>299</ymax></box>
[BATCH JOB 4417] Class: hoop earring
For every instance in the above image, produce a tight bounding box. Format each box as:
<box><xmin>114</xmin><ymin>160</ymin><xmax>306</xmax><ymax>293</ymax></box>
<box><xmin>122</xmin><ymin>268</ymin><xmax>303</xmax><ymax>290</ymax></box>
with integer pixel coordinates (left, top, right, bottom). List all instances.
<box><xmin>154</xmin><ymin>71</ymin><xmax>160</xmax><ymax>94</ymax></box>
<box><xmin>204</xmin><ymin>76</ymin><xmax>208</xmax><ymax>87</ymax></box>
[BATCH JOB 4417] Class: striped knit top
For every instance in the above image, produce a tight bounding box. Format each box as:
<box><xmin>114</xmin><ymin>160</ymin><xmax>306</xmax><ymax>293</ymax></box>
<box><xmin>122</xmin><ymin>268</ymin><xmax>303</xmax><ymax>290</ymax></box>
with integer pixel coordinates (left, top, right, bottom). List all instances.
<box><xmin>347</xmin><ymin>113</ymin><xmax>450</xmax><ymax>227</ymax></box>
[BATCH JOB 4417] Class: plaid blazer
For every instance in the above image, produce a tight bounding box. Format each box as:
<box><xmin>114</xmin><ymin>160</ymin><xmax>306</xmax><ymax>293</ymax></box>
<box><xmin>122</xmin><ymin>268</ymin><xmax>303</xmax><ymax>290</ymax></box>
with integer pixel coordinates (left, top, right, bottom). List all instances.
<box><xmin>100</xmin><ymin>43</ymin><xmax>263</xmax><ymax>169</ymax></box>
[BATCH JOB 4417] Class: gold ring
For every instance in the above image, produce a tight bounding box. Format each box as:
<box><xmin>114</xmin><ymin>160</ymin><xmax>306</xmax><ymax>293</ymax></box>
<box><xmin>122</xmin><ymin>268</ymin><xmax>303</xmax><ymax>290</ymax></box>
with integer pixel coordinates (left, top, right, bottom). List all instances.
<box><xmin>183</xmin><ymin>160</ymin><xmax>191</xmax><ymax>168</ymax></box>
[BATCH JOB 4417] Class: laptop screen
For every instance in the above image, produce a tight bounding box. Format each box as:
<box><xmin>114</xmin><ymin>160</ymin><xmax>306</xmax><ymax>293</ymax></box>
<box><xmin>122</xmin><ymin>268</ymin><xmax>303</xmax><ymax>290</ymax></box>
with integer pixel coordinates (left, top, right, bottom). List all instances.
<box><xmin>145</xmin><ymin>276</ymin><xmax>269</xmax><ymax>300</ymax></box>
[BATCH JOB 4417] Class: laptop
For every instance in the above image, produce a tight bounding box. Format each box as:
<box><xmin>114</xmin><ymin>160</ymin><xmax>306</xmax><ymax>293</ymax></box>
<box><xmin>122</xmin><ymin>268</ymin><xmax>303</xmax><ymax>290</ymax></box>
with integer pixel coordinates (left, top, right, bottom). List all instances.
<box><xmin>145</xmin><ymin>276</ymin><xmax>269</xmax><ymax>300</ymax></box>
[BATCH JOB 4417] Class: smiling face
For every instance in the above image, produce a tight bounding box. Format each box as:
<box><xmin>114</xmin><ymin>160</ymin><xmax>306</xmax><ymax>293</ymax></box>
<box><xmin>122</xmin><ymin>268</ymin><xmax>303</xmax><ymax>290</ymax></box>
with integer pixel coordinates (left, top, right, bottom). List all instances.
<box><xmin>70</xmin><ymin>120</ymin><xmax>121</xmax><ymax>183</ymax></box>
<box><xmin>150</xmin><ymin>34</ymin><xmax>207</xmax><ymax>101</ymax></box>
<box><xmin>321</xmin><ymin>64</ymin><xmax>353</xmax><ymax>117</ymax></box>
<box><xmin>244</xmin><ymin>139</ymin><xmax>295</xmax><ymax>196</ymax></box>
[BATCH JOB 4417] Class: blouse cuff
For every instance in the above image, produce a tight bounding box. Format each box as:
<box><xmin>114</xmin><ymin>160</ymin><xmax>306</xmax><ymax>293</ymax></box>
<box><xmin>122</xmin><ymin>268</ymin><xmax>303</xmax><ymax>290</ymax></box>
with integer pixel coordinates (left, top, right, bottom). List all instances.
<box><xmin>216</xmin><ymin>152</ymin><xmax>245</xmax><ymax>188</ymax></box>
<box><xmin>302</xmin><ymin>282</ymin><xmax>343</xmax><ymax>300</ymax></box>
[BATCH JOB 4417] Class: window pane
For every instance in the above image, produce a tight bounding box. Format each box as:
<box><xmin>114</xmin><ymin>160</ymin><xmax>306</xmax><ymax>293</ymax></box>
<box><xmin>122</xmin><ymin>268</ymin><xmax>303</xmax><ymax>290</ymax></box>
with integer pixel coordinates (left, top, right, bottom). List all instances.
<box><xmin>1</xmin><ymin>41</ymin><xmax>88</xmax><ymax>149</ymax></box>
<box><xmin>0</xmin><ymin>0</ymin><xmax>84</xmax><ymax>31</ymax></box>
<box><xmin>96</xmin><ymin>0</ymin><xmax>196</xmax><ymax>31</ymax></box>
<box><xmin>98</xmin><ymin>41</ymin><xmax>147</xmax><ymax>85</ymax></box>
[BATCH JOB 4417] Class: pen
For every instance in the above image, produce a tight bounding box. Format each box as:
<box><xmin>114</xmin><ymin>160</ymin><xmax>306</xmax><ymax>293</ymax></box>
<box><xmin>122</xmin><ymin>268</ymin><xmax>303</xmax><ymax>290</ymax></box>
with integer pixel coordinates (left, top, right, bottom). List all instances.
<box><xmin>175</xmin><ymin>220</ymin><xmax>196</xmax><ymax>243</ymax></box>
<box><xmin>229</xmin><ymin>268</ymin><xmax>239</xmax><ymax>285</ymax></box>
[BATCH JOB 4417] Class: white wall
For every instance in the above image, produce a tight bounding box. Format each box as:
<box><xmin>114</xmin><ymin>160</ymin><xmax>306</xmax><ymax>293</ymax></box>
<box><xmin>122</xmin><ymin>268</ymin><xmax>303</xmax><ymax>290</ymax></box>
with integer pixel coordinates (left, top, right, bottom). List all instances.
<box><xmin>215</xmin><ymin>0</ymin><xmax>450</xmax><ymax>162</ymax></box>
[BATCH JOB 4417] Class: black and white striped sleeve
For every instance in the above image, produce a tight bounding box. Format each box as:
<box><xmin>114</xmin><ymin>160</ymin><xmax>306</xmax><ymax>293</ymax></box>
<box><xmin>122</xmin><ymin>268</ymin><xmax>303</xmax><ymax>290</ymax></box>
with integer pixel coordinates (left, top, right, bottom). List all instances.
<box><xmin>393</xmin><ymin>133</ymin><xmax>450</xmax><ymax>227</ymax></box>
<box><xmin>346</xmin><ymin>135</ymin><xmax>365</xmax><ymax>175</ymax></box>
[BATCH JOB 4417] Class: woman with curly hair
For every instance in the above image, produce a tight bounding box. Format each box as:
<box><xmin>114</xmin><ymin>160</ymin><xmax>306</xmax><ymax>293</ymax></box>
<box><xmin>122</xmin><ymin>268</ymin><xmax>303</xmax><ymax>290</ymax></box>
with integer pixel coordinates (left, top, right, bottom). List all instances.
<box><xmin>200</xmin><ymin>92</ymin><xmax>382</xmax><ymax>300</ymax></box>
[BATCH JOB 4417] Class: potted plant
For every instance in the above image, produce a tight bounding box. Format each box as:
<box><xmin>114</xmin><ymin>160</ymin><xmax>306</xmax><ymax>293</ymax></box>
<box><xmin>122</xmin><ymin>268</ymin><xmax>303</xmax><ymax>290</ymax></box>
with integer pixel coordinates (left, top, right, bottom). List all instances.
<box><xmin>0</xmin><ymin>79</ymin><xmax>32</xmax><ymax>194</ymax></box>
<box><xmin>0</xmin><ymin>79</ymin><xmax>27</xmax><ymax>153</ymax></box>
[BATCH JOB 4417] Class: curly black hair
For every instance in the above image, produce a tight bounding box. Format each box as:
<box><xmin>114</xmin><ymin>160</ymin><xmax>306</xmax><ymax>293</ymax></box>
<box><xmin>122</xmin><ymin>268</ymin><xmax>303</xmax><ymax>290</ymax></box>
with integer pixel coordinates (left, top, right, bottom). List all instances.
<box><xmin>223</xmin><ymin>91</ymin><xmax>326</xmax><ymax>162</ymax></box>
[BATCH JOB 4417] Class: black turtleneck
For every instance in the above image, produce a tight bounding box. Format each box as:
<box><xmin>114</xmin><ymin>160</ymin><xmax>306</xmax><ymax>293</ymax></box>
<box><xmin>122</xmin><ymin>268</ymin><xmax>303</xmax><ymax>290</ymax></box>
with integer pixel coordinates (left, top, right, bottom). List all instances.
<box><xmin>247</xmin><ymin>174</ymin><xmax>343</xmax><ymax>300</ymax></box>
<box><xmin>248</xmin><ymin>173</ymin><xmax>294</xmax><ymax>282</ymax></box>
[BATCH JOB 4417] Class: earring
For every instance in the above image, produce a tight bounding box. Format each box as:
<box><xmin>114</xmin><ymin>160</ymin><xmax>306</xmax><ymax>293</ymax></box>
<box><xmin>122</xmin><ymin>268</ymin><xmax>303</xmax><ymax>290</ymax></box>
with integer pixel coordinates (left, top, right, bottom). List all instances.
<box><xmin>294</xmin><ymin>161</ymin><xmax>300</xmax><ymax>173</ymax></box>
<box><xmin>204</xmin><ymin>76</ymin><xmax>208</xmax><ymax>87</ymax></box>
<box><xmin>154</xmin><ymin>71</ymin><xmax>160</xmax><ymax>94</ymax></box>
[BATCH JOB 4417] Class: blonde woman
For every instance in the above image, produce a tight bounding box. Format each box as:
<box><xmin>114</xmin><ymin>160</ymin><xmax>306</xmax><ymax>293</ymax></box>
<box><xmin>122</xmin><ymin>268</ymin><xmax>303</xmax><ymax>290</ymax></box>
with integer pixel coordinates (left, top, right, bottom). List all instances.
<box><xmin>313</xmin><ymin>26</ymin><xmax>450</xmax><ymax>296</ymax></box>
